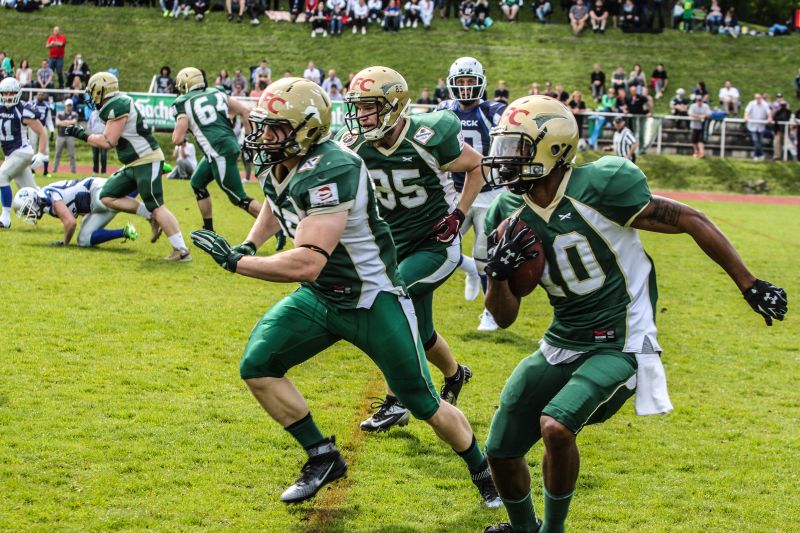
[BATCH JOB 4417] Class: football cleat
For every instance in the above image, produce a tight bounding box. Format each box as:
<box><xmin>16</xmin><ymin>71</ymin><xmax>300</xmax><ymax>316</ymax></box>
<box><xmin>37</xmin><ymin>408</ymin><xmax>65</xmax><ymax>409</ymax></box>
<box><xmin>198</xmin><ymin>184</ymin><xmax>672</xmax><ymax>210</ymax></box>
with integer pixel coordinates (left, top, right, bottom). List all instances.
<box><xmin>165</xmin><ymin>247</ymin><xmax>192</xmax><ymax>262</ymax></box>
<box><xmin>484</xmin><ymin>519</ymin><xmax>541</xmax><ymax>533</ymax></box>
<box><xmin>440</xmin><ymin>365</ymin><xmax>472</xmax><ymax>406</ymax></box>
<box><xmin>360</xmin><ymin>396</ymin><xmax>410</xmax><ymax>432</ymax></box>
<box><xmin>149</xmin><ymin>218</ymin><xmax>162</xmax><ymax>243</ymax></box>
<box><xmin>472</xmin><ymin>461</ymin><xmax>503</xmax><ymax>509</ymax></box>
<box><xmin>281</xmin><ymin>437</ymin><xmax>348</xmax><ymax>504</ymax></box>
<box><xmin>477</xmin><ymin>309</ymin><xmax>499</xmax><ymax>332</ymax></box>
<box><xmin>465</xmin><ymin>272</ymin><xmax>481</xmax><ymax>301</ymax></box>
<box><xmin>122</xmin><ymin>223</ymin><xmax>138</xmax><ymax>242</ymax></box>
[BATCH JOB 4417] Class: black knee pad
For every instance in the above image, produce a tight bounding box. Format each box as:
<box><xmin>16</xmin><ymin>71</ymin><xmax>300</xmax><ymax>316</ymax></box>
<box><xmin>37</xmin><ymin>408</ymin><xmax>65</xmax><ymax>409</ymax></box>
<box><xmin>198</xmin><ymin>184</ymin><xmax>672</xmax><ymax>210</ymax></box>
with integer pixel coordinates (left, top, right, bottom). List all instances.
<box><xmin>193</xmin><ymin>187</ymin><xmax>210</xmax><ymax>200</ymax></box>
<box><xmin>236</xmin><ymin>196</ymin><xmax>254</xmax><ymax>210</ymax></box>
<box><xmin>423</xmin><ymin>331</ymin><xmax>438</xmax><ymax>351</ymax></box>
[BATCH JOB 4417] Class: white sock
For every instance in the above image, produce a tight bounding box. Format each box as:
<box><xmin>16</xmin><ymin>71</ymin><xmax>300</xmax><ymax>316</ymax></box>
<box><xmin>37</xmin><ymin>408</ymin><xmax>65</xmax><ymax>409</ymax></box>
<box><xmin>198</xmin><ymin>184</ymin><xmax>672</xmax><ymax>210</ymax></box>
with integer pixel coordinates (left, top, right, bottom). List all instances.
<box><xmin>459</xmin><ymin>255</ymin><xmax>479</xmax><ymax>276</ymax></box>
<box><xmin>168</xmin><ymin>233</ymin><xmax>187</xmax><ymax>250</ymax></box>
<box><xmin>136</xmin><ymin>203</ymin><xmax>152</xmax><ymax>220</ymax></box>
<box><xmin>0</xmin><ymin>210</ymin><xmax>10</xmax><ymax>226</ymax></box>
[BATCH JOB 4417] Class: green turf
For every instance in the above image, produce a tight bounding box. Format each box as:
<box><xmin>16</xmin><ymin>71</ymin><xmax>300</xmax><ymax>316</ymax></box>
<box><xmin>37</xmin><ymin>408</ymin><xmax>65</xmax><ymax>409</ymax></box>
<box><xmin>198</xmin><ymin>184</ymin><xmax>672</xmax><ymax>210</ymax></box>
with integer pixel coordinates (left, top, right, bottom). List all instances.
<box><xmin>1</xmin><ymin>178</ymin><xmax>797</xmax><ymax>532</ymax></box>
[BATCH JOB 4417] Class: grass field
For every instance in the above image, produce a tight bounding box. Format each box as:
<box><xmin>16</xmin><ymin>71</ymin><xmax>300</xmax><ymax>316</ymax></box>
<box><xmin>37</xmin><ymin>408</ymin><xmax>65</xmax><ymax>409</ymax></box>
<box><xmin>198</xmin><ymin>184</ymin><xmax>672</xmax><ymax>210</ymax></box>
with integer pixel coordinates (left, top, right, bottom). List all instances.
<box><xmin>1</xmin><ymin>176</ymin><xmax>798</xmax><ymax>531</ymax></box>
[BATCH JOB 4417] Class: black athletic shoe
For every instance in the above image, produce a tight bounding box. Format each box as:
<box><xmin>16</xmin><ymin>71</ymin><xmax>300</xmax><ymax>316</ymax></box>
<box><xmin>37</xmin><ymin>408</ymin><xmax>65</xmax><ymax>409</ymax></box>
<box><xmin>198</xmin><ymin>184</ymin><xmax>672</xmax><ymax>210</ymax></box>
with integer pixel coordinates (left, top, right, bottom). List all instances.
<box><xmin>359</xmin><ymin>396</ymin><xmax>410</xmax><ymax>432</ymax></box>
<box><xmin>484</xmin><ymin>519</ymin><xmax>542</xmax><ymax>533</ymax></box>
<box><xmin>440</xmin><ymin>364</ymin><xmax>472</xmax><ymax>406</ymax></box>
<box><xmin>280</xmin><ymin>437</ymin><xmax>348</xmax><ymax>504</ymax></box>
<box><xmin>472</xmin><ymin>461</ymin><xmax>503</xmax><ymax>509</ymax></box>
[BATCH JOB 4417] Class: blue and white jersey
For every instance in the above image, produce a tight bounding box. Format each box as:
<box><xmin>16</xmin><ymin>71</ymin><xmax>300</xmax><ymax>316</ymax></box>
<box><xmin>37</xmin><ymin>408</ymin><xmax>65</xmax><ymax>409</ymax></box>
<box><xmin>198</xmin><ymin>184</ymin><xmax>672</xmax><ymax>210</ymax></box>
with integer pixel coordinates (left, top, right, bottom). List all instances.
<box><xmin>0</xmin><ymin>102</ymin><xmax>36</xmax><ymax>157</ymax></box>
<box><xmin>40</xmin><ymin>178</ymin><xmax>98</xmax><ymax>217</ymax></box>
<box><xmin>435</xmin><ymin>98</ymin><xmax>506</xmax><ymax>193</ymax></box>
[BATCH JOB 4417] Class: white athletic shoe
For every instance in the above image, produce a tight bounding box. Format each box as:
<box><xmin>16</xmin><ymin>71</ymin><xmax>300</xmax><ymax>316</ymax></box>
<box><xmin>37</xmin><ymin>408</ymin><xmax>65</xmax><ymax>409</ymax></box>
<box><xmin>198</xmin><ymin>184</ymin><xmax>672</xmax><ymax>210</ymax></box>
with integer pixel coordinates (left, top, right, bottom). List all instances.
<box><xmin>464</xmin><ymin>272</ymin><xmax>481</xmax><ymax>301</ymax></box>
<box><xmin>477</xmin><ymin>309</ymin><xmax>499</xmax><ymax>332</ymax></box>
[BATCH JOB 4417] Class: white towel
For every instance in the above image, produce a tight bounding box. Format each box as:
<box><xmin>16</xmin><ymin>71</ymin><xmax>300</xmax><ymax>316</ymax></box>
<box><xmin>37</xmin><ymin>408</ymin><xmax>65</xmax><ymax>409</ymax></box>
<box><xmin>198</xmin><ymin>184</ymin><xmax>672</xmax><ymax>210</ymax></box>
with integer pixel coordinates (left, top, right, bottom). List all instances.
<box><xmin>632</xmin><ymin>352</ymin><xmax>674</xmax><ymax>416</ymax></box>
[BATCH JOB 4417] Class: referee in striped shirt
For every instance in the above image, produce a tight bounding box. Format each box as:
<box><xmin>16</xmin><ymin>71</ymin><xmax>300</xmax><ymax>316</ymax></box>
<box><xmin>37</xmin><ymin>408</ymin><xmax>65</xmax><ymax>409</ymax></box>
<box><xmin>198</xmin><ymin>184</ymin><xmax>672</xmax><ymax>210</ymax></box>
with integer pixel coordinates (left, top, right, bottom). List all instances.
<box><xmin>609</xmin><ymin>116</ymin><xmax>638</xmax><ymax>162</ymax></box>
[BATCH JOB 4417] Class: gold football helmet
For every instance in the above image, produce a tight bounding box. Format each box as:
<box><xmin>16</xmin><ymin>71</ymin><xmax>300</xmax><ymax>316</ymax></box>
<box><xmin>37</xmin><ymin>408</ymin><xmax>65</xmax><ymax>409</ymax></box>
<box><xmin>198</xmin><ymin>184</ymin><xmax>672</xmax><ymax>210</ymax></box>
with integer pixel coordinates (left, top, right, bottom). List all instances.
<box><xmin>343</xmin><ymin>66</ymin><xmax>410</xmax><ymax>141</ymax></box>
<box><xmin>243</xmin><ymin>77</ymin><xmax>332</xmax><ymax>166</ymax></box>
<box><xmin>175</xmin><ymin>67</ymin><xmax>206</xmax><ymax>94</ymax></box>
<box><xmin>483</xmin><ymin>95</ymin><xmax>579</xmax><ymax>194</ymax></box>
<box><xmin>86</xmin><ymin>72</ymin><xmax>120</xmax><ymax>109</ymax></box>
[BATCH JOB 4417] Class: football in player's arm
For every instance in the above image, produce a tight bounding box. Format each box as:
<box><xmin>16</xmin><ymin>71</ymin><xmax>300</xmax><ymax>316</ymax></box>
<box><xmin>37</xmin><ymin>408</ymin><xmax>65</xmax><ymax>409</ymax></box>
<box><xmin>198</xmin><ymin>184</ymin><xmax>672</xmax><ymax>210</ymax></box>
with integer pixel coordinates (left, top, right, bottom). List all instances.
<box><xmin>479</xmin><ymin>96</ymin><xmax>787</xmax><ymax>533</ymax></box>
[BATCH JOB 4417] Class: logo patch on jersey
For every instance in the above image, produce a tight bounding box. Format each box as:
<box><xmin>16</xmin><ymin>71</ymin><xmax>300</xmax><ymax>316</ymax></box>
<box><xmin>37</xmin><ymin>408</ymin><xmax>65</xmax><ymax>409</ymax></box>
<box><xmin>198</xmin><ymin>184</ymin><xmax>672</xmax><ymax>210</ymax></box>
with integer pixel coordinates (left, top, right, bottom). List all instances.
<box><xmin>299</xmin><ymin>155</ymin><xmax>322</xmax><ymax>173</ymax></box>
<box><xmin>401</xmin><ymin>156</ymin><xmax>413</xmax><ymax>162</ymax></box>
<box><xmin>309</xmin><ymin>183</ymin><xmax>339</xmax><ymax>207</ymax></box>
<box><xmin>413</xmin><ymin>126</ymin><xmax>435</xmax><ymax>145</ymax></box>
<box><xmin>558</xmin><ymin>212</ymin><xmax>572</xmax><ymax>221</ymax></box>
<box><xmin>339</xmin><ymin>132</ymin><xmax>357</xmax><ymax>147</ymax></box>
<box><xmin>593</xmin><ymin>329</ymin><xmax>616</xmax><ymax>343</ymax></box>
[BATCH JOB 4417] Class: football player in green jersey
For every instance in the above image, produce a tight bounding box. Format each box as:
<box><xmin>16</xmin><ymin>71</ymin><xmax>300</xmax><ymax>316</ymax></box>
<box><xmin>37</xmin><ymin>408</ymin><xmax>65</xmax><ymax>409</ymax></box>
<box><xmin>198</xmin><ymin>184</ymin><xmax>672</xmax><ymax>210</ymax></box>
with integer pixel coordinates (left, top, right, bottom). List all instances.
<box><xmin>190</xmin><ymin>78</ymin><xmax>501</xmax><ymax>508</ymax></box>
<box><xmin>64</xmin><ymin>72</ymin><xmax>191</xmax><ymax>261</ymax></box>
<box><xmin>480</xmin><ymin>96</ymin><xmax>787</xmax><ymax>533</ymax></box>
<box><xmin>171</xmin><ymin>67</ymin><xmax>262</xmax><ymax>232</ymax></box>
<box><xmin>340</xmin><ymin>66</ymin><xmax>487</xmax><ymax>432</ymax></box>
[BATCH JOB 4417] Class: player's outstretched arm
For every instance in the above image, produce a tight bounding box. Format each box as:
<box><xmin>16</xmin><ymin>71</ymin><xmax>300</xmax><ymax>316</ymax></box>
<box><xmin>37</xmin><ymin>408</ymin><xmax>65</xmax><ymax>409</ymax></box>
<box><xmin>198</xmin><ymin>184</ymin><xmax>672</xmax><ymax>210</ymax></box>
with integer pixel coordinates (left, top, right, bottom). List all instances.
<box><xmin>243</xmin><ymin>200</ymin><xmax>282</xmax><ymax>249</ymax></box>
<box><xmin>52</xmin><ymin>200</ymin><xmax>77</xmax><ymax>245</ymax></box>
<box><xmin>631</xmin><ymin>195</ymin><xmax>787</xmax><ymax>325</ymax></box>
<box><xmin>228</xmin><ymin>97</ymin><xmax>253</xmax><ymax>135</ymax></box>
<box><xmin>447</xmin><ymin>142</ymin><xmax>485</xmax><ymax>215</ymax></box>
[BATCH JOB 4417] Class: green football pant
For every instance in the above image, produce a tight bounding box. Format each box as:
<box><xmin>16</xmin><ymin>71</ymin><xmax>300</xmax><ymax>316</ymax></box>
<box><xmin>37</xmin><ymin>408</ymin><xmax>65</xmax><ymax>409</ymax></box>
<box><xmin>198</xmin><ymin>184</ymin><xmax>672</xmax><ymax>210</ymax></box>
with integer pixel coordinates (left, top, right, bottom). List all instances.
<box><xmin>240</xmin><ymin>287</ymin><xmax>441</xmax><ymax>420</ymax></box>
<box><xmin>190</xmin><ymin>154</ymin><xmax>249</xmax><ymax>206</ymax></box>
<box><xmin>485</xmin><ymin>348</ymin><xmax>637</xmax><ymax>459</ymax></box>
<box><xmin>398</xmin><ymin>239</ymin><xmax>461</xmax><ymax>347</ymax></box>
<box><xmin>100</xmin><ymin>161</ymin><xmax>165</xmax><ymax>211</ymax></box>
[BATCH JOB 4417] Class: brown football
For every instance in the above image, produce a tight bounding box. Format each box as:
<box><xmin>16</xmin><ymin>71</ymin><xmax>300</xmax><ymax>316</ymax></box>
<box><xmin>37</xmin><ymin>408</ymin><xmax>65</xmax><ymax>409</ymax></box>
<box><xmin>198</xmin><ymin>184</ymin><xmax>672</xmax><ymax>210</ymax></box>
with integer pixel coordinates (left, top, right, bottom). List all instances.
<box><xmin>494</xmin><ymin>216</ymin><xmax>546</xmax><ymax>298</ymax></box>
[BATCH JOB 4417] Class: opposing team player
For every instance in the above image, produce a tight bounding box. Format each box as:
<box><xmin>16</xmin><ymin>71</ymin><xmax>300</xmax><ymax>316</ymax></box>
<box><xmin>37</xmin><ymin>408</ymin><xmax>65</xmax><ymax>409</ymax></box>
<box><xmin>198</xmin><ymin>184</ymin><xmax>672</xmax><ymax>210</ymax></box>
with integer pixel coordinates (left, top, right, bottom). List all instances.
<box><xmin>0</xmin><ymin>77</ymin><xmax>48</xmax><ymax>228</ymax></box>
<box><xmin>171</xmin><ymin>67</ymin><xmax>262</xmax><ymax>232</ymax></box>
<box><xmin>12</xmin><ymin>177</ymin><xmax>140</xmax><ymax>246</ymax></box>
<box><xmin>190</xmin><ymin>78</ymin><xmax>500</xmax><ymax>508</ymax></box>
<box><xmin>478</xmin><ymin>96</ymin><xmax>788</xmax><ymax>533</ymax></box>
<box><xmin>64</xmin><ymin>72</ymin><xmax>191</xmax><ymax>261</ymax></box>
<box><xmin>437</xmin><ymin>57</ymin><xmax>507</xmax><ymax>332</ymax></box>
<box><xmin>340</xmin><ymin>66</ymin><xmax>486</xmax><ymax>432</ymax></box>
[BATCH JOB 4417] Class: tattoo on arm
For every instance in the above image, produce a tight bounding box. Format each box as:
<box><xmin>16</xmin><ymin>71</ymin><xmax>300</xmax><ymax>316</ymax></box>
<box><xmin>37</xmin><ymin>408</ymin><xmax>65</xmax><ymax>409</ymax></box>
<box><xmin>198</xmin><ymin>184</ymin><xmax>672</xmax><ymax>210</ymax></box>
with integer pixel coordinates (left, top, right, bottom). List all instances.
<box><xmin>648</xmin><ymin>198</ymin><xmax>681</xmax><ymax>226</ymax></box>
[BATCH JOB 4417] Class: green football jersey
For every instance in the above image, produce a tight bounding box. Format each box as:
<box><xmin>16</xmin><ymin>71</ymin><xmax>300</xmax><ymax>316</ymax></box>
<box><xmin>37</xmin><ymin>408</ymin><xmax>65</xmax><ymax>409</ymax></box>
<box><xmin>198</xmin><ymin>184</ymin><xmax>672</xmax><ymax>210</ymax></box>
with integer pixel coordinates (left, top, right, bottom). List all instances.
<box><xmin>485</xmin><ymin>156</ymin><xmax>660</xmax><ymax>354</ymax></box>
<box><xmin>172</xmin><ymin>87</ymin><xmax>240</xmax><ymax>158</ymax></box>
<box><xmin>98</xmin><ymin>94</ymin><xmax>161</xmax><ymax>165</ymax></box>
<box><xmin>337</xmin><ymin>110</ymin><xmax>464</xmax><ymax>259</ymax></box>
<box><xmin>261</xmin><ymin>139</ymin><xmax>404</xmax><ymax>309</ymax></box>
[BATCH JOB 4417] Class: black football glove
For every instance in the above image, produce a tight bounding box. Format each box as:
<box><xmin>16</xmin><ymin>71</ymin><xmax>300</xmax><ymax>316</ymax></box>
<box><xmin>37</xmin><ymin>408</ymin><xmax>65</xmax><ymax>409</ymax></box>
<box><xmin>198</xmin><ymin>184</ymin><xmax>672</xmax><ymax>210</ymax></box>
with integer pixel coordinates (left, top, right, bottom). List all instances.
<box><xmin>484</xmin><ymin>216</ymin><xmax>540</xmax><ymax>282</ymax></box>
<box><xmin>63</xmin><ymin>125</ymin><xmax>89</xmax><ymax>142</ymax></box>
<box><xmin>275</xmin><ymin>230</ymin><xmax>287</xmax><ymax>251</ymax></box>
<box><xmin>231</xmin><ymin>240</ymin><xmax>257</xmax><ymax>256</ymax></box>
<box><xmin>743</xmin><ymin>279</ymin><xmax>787</xmax><ymax>326</ymax></box>
<box><xmin>190</xmin><ymin>229</ymin><xmax>243</xmax><ymax>273</ymax></box>
<box><xmin>430</xmin><ymin>208</ymin><xmax>465</xmax><ymax>244</ymax></box>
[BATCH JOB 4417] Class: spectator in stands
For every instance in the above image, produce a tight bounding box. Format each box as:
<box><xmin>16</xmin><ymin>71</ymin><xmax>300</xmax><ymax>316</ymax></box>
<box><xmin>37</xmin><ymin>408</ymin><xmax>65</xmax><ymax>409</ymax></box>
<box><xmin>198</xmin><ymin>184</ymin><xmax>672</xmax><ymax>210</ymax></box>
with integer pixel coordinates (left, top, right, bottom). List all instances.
<box><xmin>36</xmin><ymin>60</ymin><xmax>54</xmax><ymax>90</ymax></box>
<box><xmin>770</xmin><ymin>93</ymin><xmax>791</xmax><ymax>160</ymax></box>
<box><xmin>303</xmin><ymin>61</ymin><xmax>322</xmax><ymax>84</ymax></box>
<box><xmin>0</xmin><ymin>52</ymin><xmax>12</xmax><ymax>78</ymax></box>
<box><xmin>651</xmin><ymin>0</ymin><xmax>664</xmax><ymax>29</ymax></box>
<box><xmin>670</xmin><ymin>87</ymin><xmax>690</xmax><ymax>127</ymax></box>
<box><xmin>721</xmin><ymin>7</ymin><xmax>739</xmax><ymax>38</ymax></box>
<box><xmin>640</xmin><ymin>85</ymin><xmax>654</xmax><ymax>115</ymax></box>
<box><xmin>588</xmin><ymin>87</ymin><xmax>617</xmax><ymax>149</ymax></box>
<box><xmin>627</xmin><ymin>85</ymin><xmax>646</xmax><ymax>115</ymax></box>
<box><xmin>88</xmin><ymin>109</ymin><xmax>107</xmax><ymax>175</ymax></box>
<box><xmin>45</xmin><ymin>26</ymin><xmax>66</xmax><ymax>89</ymax></box>
<box><xmin>417</xmin><ymin>88</ymin><xmax>434</xmax><ymax>105</ymax></box>
<box><xmin>439</xmin><ymin>0</ymin><xmax>455</xmax><ymax>19</ymax></box>
<box><xmin>305</xmin><ymin>0</ymin><xmax>320</xmax><ymax>18</ymax></box>
<box><xmin>650</xmin><ymin>63</ymin><xmax>668</xmax><ymax>99</ymax></box>
<box><xmin>615</xmin><ymin>87</ymin><xmax>629</xmax><ymax>113</ymax></box>
<box><xmin>744</xmin><ymin>93</ymin><xmax>772</xmax><ymax>161</ymax></box>
<box><xmin>368</xmin><ymin>0</ymin><xmax>384</xmax><ymax>21</ymax></box>
<box><xmin>15</xmin><ymin>59</ymin><xmax>32</xmax><ymax>89</ymax></box>
<box><xmin>605</xmin><ymin>0</ymin><xmax>619</xmax><ymax>27</ymax></box>
<box><xmin>473</xmin><ymin>0</ymin><xmax>489</xmax><ymax>29</ymax></box>
<box><xmin>590</xmin><ymin>0</ymin><xmax>608</xmax><ymax>32</ymax></box>
<box><xmin>69</xmin><ymin>76</ymin><xmax>86</xmax><ymax>118</ymax></box>
<box><xmin>252</xmin><ymin>59</ymin><xmax>272</xmax><ymax>86</ymax></box>
<box><xmin>705</xmin><ymin>0</ymin><xmax>722</xmax><ymax>33</ymax></box>
<box><xmin>494</xmin><ymin>80</ymin><xmax>509</xmax><ymax>104</ymax></box>
<box><xmin>352</xmin><ymin>0</ymin><xmax>369</xmax><ymax>32</ymax></box>
<box><xmin>226</xmin><ymin>0</ymin><xmax>246</xmax><ymax>22</ymax></box>
<box><xmin>718</xmin><ymin>80</ymin><xmax>740</xmax><ymax>115</ymax></box>
<box><xmin>544</xmin><ymin>81</ymin><xmax>556</xmax><ymax>98</ymax></box>
<box><xmin>328</xmin><ymin>85</ymin><xmax>344</xmax><ymax>102</ymax></box>
<box><xmin>419</xmin><ymin>0</ymin><xmax>435</xmax><ymax>28</ymax></box>
<box><xmin>619</xmin><ymin>0</ymin><xmax>639</xmax><ymax>31</ymax></box>
<box><xmin>459</xmin><ymin>0</ymin><xmax>475</xmax><ymax>29</ymax></box>
<box><xmin>434</xmin><ymin>78</ymin><xmax>448</xmax><ymax>103</ymax></box>
<box><xmin>232</xmin><ymin>68</ymin><xmax>249</xmax><ymax>93</ymax></box>
<box><xmin>385</xmin><ymin>0</ymin><xmax>402</xmax><ymax>31</ymax></box>
<box><xmin>627</xmin><ymin>63</ymin><xmax>645</xmax><ymax>91</ymax></box>
<box><xmin>290</xmin><ymin>0</ymin><xmax>304</xmax><ymax>21</ymax></box>
<box><xmin>215</xmin><ymin>69</ymin><xmax>233</xmax><ymax>93</ymax></box>
<box><xmin>328</xmin><ymin>0</ymin><xmax>346</xmax><ymax>34</ymax></box>
<box><xmin>691</xmin><ymin>80</ymin><xmax>709</xmax><ymax>103</ymax></box>
<box><xmin>795</xmin><ymin>68</ymin><xmax>800</xmax><ymax>99</ymax></box>
<box><xmin>534</xmin><ymin>0</ymin><xmax>552</xmax><ymax>23</ymax></box>
<box><xmin>250</xmin><ymin>79</ymin><xmax>267</xmax><ymax>99</ymax></box>
<box><xmin>404</xmin><ymin>0</ymin><xmax>422</xmax><ymax>27</ymax></box>
<box><xmin>231</xmin><ymin>81</ymin><xmax>247</xmax><ymax>98</ymax></box>
<box><xmin>610</xmin><ymin>65</ymin><xmax>626</xmax><ymax>92</ymax></box>
<box><xmin>155</xmin><ymin>66</ymin><xmax>174</xmax><ymax>94</ymax></box>
<box><xmin>609</xmin><ymin>116</ymin><xmax>638</xmax><ymax>161</ymax></box>
<box><xmin>66</xmin><ymin>54</ymin><xmax>90</xmax><ymax>89</ymax></box>
<box><xmin>322</xmin><ymin>70</ymin><xmax>343</xmax><ymax>95</ymax></box>
<box><xmin>688</xmin><ymin>94</ymin><xmax>711</xmax><ymax>158</ymax></box>
<box><xmin>590</xmin><ymin>63</ymin><xmax>605</xmax><ymax>102</ymax></box>
<box><xmin>671</xmin><ymin>0</ymin><xmax>683</xmax><ymax>29</ymax></box>
<box><xmin>168</xmin><ymin>142</ymin><xmax>197</xmax><ymax>180</ymax></box>
<box><xmin>193</xmin><ymin>0</ymin><xmax>210</xmax><ymax>21</ymax></box>
<box><xmin>343</xmin><ymin>72</ymin><xmax>356</xmax><ymax>91</ymax></box>
<box><xmin>53</xmin><ymin>100</ymin><xmax>79</xmax><ymax>174</ymax></box>
<box><xmin>309</xmin><ymin>3</ymin><xmax>328</xmax><ymax>36</ymax></box>
<box><xmin>555</xmin><ymin>83</ymin><xmax>568</xmax><ymax>103</ymax></box>
<box><xmin>680</xmin><ymin>0</ymin><xmax>693</xmax><ymax>32</ymax></box>
<box><xmin>568</xmin><ymin>90</ymin><xmax>587</xmax><ymax>138</ymax></box>
<box><xmin>500</xmin><ymin>0</ymin><xmax>521</xmax><ymax>22</ymax></box>
<box><xmin>528</xmin><ymin>82</ymin><xmax>541</xmax><ymax>95</ymax></box>
<box><xmin>569</xmin><ymin>0</ymin><xmax>590</xmax><ymax>35</ymax></box>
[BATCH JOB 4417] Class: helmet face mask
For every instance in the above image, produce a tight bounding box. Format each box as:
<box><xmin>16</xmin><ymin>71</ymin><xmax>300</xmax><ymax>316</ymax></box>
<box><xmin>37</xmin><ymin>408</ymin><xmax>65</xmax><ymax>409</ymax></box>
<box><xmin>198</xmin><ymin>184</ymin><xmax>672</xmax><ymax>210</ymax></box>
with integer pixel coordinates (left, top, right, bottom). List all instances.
<box><xmin>12</xmin><ymin>187</ymin><xmax>43</xmax><ymax>224</ymax></box>
<box><xmin>0</xmin><ymin>77</ymin><xmax>22</xmax><ymax>107</ymax></box>
<box><xmin>447</xmin><ymin>57</ymin><xmax>486</xmax><ymax>104</ymax></box>
<box><xmin>243</xmin><ymin>110</ymin><xmax>305</xmax><ymax>167</ymax></box>
<box><xmin>343</xmin><ymin>97</ymin><xmax>398</xmax><ymax>141</ymax></box>
<box><xmin>343</xmin><ymin>66</ymin><xmax>410</xmax><ymax>142</ymax></box>
<box><xmin>482</xmin><ymin>132</ymin><xmax>545</xmax><ymax>194</ymax></box>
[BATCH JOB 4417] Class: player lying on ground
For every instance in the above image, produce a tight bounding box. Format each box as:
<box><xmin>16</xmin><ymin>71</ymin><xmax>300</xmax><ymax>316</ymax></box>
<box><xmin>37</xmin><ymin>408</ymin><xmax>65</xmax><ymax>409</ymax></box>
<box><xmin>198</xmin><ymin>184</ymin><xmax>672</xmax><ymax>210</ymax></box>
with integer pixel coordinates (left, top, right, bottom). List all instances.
<box><xmin>190</xmin><ymin>78</ymin><xmax>501</xmax><ymax>508</ymax></box>
<box><xmin>12</xmin><ymin>177</ymin><xmax>140</xmax><ymax>246</ymax></box>
<box><xmin>479</xmin><ymin>96</ymin><xmax>788</xmax><ymax>533</ymax></box>
<box><xmin>340</xmin><ymin>66</ymin><xmax>484</xmax><ymax>432</ymax></box>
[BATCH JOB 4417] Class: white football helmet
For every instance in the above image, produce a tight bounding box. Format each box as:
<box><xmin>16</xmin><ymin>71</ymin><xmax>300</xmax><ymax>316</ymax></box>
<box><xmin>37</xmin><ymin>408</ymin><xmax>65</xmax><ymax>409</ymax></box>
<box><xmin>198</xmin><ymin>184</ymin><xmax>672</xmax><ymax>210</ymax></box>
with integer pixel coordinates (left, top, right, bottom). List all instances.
<box><xmin>446</xmin><ymin>57</ymin><xmax>486</xmax><ymax>104</ymax></box>
<box><xmin>12</xmin><ymin>187</ymin><xmax>44</xmax><ymax>224</ymax></box>
<box><xmin>0</xmin><ymin>77</ymin><xmax>22</xmax><ymax>107</ymax></box>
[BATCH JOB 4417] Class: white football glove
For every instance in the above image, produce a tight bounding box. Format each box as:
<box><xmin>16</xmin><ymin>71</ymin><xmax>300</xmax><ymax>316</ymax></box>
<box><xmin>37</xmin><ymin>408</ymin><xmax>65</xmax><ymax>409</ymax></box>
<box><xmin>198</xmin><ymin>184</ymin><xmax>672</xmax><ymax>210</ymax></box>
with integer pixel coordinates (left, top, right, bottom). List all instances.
<box><xmin>31</xmin><ymin>152</ymin><xmax>49</xmax><ymax>171</ymax></box>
